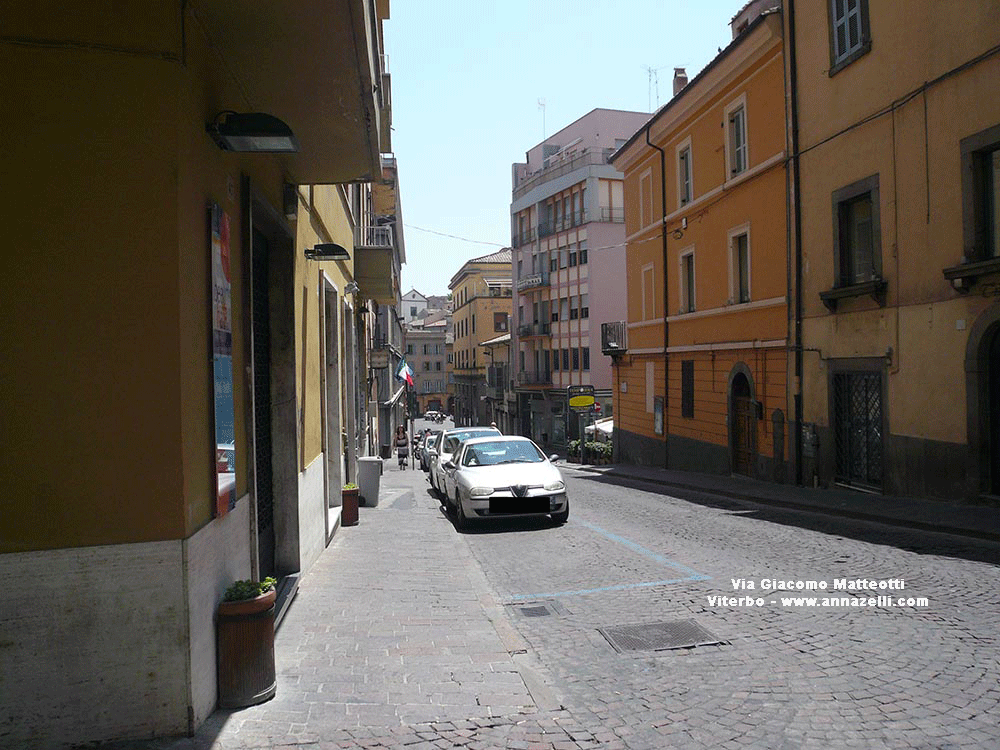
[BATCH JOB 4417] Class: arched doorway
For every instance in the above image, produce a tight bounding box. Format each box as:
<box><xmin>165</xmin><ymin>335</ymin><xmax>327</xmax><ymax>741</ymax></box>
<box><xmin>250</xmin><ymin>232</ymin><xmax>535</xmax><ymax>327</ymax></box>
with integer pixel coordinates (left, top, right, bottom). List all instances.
<box><xmin>731</xmin><ymin>371</ymin><xmax>755</xmax><ymax>476</ymax></box>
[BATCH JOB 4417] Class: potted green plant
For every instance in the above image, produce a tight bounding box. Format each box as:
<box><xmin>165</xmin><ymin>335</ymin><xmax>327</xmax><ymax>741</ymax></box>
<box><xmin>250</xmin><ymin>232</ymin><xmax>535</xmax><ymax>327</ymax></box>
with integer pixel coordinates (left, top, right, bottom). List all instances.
<box><xmin>342</xmin><ymin>482</ymin><xmax>359</xmax><ymax>526</ymax></box>
<box><xmin>217</xmin><ymin>576</ymin><xmax>277</xmax><ymax>708</ymax></box>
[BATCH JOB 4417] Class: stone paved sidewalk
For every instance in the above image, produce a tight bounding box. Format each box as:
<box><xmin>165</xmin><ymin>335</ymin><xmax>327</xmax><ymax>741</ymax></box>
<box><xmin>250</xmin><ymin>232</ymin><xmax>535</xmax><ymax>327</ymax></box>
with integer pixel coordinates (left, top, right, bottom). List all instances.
<box><xmin>113</xmin><ymin>466</ymin><xmax>615</xmax><ymax>750</ymax></box>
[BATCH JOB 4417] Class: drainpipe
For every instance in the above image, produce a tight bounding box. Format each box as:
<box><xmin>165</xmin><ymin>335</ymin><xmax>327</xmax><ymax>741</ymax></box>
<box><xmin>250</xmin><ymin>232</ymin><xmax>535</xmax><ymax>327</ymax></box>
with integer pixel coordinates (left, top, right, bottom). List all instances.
<box><xmin>787</xmin><ymin>0</ymin><xmax>804</xmax><ymax>486</ymax></box>
<box><xmin>646</xmin><ymin>128</ymin><xmax>670</xmax><ymax>469</ymax></box>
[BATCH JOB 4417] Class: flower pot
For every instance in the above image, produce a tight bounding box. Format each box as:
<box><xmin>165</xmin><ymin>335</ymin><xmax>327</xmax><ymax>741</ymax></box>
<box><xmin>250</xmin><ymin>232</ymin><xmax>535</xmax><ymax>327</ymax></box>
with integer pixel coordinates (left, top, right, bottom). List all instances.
<box><xmin>342</xmin><ymin>487</ymin><xmax>359</xmax><ymax>526</ymax></box>
<box><xmin>217</xmin><ymin>589</ymin><xmax>277</xmax><ymax>709</ymax></box>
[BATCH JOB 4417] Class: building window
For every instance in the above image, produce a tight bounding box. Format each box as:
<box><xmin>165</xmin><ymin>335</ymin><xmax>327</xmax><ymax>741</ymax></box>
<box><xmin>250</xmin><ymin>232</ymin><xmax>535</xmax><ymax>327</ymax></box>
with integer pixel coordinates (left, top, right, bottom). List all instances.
<box><xmin>582</xmin><ymin>347</ymin><xmax>590</xmax><ymax>370</ymax></box>
<box><xmin>579</xmin><ymin>241</ymin><xmax>588</xmax><ymax>265</ymax></box>
<box><xmin>580</xmin><ymin>293</ymin><xmax>589</xmax><ymax>319</ymax></box>
<box><xmin>961</xmin><ymin>124</ymin><xmax>1000</xmax><ymax>262</ymax></box>
<box><xmin>406</xmin><ymin>344</ymin><xmax>414</xmax><ymax>355</ymax></box>
<box><xmin>410</xmin><ymin>306</ymin><xmax>417</xmax><ymax>318</ymax></box>
<box><xmin>494</xmin><ymin>312</ymin><xmax>508</xmax><ymax>332</ymax></box>
<box><xmin>680</xmin><ymin>249</ymin><xmax>695</xmax><ymax>313</ymax></box>
<box><xmin>654</xmin><ymin>396</ymin><xmax>664</xmax><ymax>435</ymax></box>
<box><xmin>570</xmin><ymin>297</ymin><xmax>579</xmax><ymax>320</ymax></box>
<box><xmin>677</xmin><ymin>139</ymin><xmax>693</xmax><ymax>208</ymax></box>
<box><xmin>730</xmin><ymin>228</ymin><xmax>750</xmax><ymax>303</ymax></box>
<box><xmin>552</xmin><ymin>348</ymin><xmax>560</xmax><ymax>371</ymax></box>
<box><xmin>572</xmin><ymin>348</ymin><xmax>580</xmax><ymax>370</ymax></box>
<box><xmin>828</xmin><ymin>0</ymin><xmax>871</xmax><ymax>74</ymax></box>
<box><xmin>569</xmin><ymin>246</ymin><xmax>578</xmax><ymax>266</ymax></box>
<box><xmin>641</xmin><ymin>263</ymin><xmax>655</xmax><ymax>320</ymax></box>
<box><xmin>560</xmin><ymin>246</ymin><xmax>568</xmax><ymax>269</ymax></box>
<box><xmin>436</xmin><ymin>361</ymin><xmax>442</xmax><ymax>371</ymax></box>
<box><xmin>423</xmin><ymin>361</ymin><xmax>430</xmax><ymax>371</ymax></box>
<box><xmin>833</xmin><ymin>175</ymin><xmax>881</xmax><ymax>287</ymax></box>
<box><xmin>726</xmin><ymin>99</ymin><xmax>748</xmax><ymax>177</ymax></box>
<box><xmin>681</xmin><ymin>360</ymin><xmax>694</xmax><ymax>418</ymax></box>
<box><xmin>562</xmin><ymin>348</ymin><xmax>570</xmax><ymax>370</ymax></box>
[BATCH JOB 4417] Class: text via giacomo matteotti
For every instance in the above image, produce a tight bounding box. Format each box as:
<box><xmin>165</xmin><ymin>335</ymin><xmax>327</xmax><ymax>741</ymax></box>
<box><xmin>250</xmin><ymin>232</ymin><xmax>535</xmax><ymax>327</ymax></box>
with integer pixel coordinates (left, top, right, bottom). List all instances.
<box><xmin>707</xmin><ymin>578</ymin><xmax>929</xmax><ymax>609</ymax></box>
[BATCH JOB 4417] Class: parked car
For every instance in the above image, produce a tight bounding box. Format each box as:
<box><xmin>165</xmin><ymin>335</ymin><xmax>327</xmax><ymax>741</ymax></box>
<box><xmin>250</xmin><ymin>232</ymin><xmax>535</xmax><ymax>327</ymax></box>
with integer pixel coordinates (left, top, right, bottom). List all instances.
<box><xmin>420</xmin><ymin>431</ymin><xmax>441</xmax><ymax>472</ymax></box>
<box><xmin>441</xmin><ymin>435</ymin><xmax>568</xmax><ymax>529</ymax></box>
<box><xmin>424</xmin><ymin>410</ymin><xmax>439</xmax><ymax>421</ymax></box>
<box><xmin>428</xmin><ymin>426</ymin><xmax>501</xmax><ymax>499</ymax></box>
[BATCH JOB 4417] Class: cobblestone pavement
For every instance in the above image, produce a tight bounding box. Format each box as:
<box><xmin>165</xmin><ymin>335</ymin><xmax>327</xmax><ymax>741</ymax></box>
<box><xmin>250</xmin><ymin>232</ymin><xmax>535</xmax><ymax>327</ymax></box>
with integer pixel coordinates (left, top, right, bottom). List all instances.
<box><xmin>107</xmin><ymin>456</ymin><xmax>1000</xmax><ymax>750</ymax></box>
<box><xmin>462</xmin><ymin>465</ymin><xmax>1000</xmax><ymax>750</ymax></box>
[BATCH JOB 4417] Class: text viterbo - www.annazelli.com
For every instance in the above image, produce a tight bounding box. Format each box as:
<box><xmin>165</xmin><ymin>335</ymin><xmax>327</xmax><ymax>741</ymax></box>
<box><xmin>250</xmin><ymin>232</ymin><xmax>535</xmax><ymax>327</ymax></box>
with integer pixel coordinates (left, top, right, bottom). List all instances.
<box><xmin>707</xmin><ymin>578</ymin><xmax>929</xmax><ymax>608</ymax></box>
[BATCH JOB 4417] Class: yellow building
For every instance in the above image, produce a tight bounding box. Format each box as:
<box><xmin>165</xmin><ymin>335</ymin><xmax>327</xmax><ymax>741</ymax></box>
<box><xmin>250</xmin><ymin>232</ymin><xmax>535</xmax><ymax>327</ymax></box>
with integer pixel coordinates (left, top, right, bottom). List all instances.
<box><xmin>611</xmin><ymin>6</ymin><xmax>789</xmax><ymax>477</ymax></box>
<box><xmin>790</xmin><ymin>0</ymin><xmax>1000</xmax><ymax>499</ymax></box>
<box><xmin>1</xmin><ymin>2</ymin><xmax>400</xmax><ymax>745</ymax></box>
<box><xmin>449</xmin><ymin>250</ymin><xmax>513</xmax><ymax>426</ymax></box>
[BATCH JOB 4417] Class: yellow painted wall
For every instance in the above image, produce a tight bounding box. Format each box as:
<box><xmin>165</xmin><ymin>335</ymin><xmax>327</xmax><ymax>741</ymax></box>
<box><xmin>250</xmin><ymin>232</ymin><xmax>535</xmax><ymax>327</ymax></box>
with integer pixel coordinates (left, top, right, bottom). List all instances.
<box><xmin>794</xmin><ymin>0</ymin><xmax>1000</xmax><ymax>444</ymax></box>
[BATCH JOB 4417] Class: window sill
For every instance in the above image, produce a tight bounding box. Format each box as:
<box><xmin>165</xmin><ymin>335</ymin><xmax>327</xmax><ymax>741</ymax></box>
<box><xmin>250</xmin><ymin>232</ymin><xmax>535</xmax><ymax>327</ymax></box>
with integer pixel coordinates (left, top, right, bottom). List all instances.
<box><xmin>819</xmin><ymin>279</ymin><xmax>887</xmax><ymax>312</ymax></box>
<box><xmin>942</xmin><ymin>257</ymin><xmax>1000</xmax><ymax>291</ymax></box>
<box><xmin>828</xmin><ymin>42</ymin><xmax>871</xmax><ymax>77</ymax></box>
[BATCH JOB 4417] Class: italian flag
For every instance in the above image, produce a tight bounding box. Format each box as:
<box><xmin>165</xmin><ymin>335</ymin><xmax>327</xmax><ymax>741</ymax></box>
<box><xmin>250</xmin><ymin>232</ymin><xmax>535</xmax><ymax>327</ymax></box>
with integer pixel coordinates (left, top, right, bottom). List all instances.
<box><xmin>396</xmin><ymin>359</ymin><xmax>414</xmax><ymax>386</ymax></box>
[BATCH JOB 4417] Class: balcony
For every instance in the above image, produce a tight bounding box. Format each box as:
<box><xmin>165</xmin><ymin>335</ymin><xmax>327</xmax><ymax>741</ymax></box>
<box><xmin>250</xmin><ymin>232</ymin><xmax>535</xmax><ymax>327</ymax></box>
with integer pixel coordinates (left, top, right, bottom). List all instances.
<box><xmin>517</xmin><ymin>322</ymin><xmax>550</xmax><ymax>338</ymax></box>
<box><xmin>355</xmin><ymin>225</ymin><xmax>393</xmax><ymax>248</ymax></box>
<box><xmin>516</xmin><ymin>271</ymin><xmax>550</xmax><ymax>292</ymax></box>
<box><xmin>601</xmin><ymin>321</ymin><xmax>628</xmax><ymax>356</ymax></box>
<box><xmin>517</xmin><ymin>370</ymin><xmax>552</xmax><ymax>386</ymax></box>
<box><xmin>600</xmin><ymin>207</ymin><xmax>625</xmax><ymax>223</ymax></box>
<box><xmin>512</xmin><ymin>227</ymin><xmax>537</xmax><ymax>248</ymax></box>
<box><xmin>538</xmin><ymin>210</ymin><xmax>588</xmax><ymax>239</ymax></box>
<box><xmin>513</xmin><ymin>147</ymin><xmax>616</xmax><ymax>200</ymax></box>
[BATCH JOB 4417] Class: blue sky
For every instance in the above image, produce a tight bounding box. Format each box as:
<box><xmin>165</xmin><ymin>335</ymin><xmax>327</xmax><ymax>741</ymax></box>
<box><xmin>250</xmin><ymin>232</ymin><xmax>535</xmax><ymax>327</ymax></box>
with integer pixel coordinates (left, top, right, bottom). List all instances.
<box><xmin>386</xmin><ymin>1</ymin><xmax>742</xmax><ymax>296</ymax></box>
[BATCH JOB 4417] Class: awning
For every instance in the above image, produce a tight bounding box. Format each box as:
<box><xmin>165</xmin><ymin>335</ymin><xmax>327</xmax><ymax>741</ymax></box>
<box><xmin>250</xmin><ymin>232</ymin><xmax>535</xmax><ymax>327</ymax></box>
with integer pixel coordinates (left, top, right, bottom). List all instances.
<box><xmin>383</xmin><ymin>384</ymin><xmax>406</xmax><ymax>407</ymax></box>
<box><xmin>584</xmin><ymin>418</ymin><xmax>614</xmax><ymax>437</ymax></box>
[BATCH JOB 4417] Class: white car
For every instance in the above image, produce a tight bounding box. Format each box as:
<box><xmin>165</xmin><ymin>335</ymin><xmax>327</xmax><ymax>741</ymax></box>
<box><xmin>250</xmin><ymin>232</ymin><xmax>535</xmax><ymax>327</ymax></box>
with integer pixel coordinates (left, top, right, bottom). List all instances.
<box><xmin>442</xmin><ymin>435</ymin><xmax>568</xmax><ymax>530</ymax></box>
<box><xmin>429</xmin><ymin>426</ymin><xmax>500</xmax><ymax>499</ymax></box>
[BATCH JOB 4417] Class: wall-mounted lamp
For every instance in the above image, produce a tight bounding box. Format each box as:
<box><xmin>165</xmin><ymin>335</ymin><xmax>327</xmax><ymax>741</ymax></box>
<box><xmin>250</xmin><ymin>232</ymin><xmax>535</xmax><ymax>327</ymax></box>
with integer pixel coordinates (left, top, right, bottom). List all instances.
<box><xmin>344</xmin><ymin>281</ymin><xmax>360</xmax><ymax>295</ymax></box>
<box><xmin>283</xmin><ymin>182</ymin><xmax>299</xmax><ymax>220</ymax></box>
<box><xmin>671</xmin><ymin>228</ymin><xmax>685</xmax><ymax>240</ymax></box>
<box><xmin>207</xmin><ymin>112</ymin><xmax>299</xmax><ymax>153</ymax></box>
<box><xmin>305</xmin><ymin>243</ymin><xmax>351</xmax><ymax>261</ymax></box>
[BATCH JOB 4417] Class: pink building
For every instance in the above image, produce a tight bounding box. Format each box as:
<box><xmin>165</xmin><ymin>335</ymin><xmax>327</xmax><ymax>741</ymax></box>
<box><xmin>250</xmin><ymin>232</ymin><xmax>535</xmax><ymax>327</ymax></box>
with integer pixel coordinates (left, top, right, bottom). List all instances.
<box><xmin>510</xmin><ymin>108</ymin><xmax>649</xmax><ymax>449</ymax></box>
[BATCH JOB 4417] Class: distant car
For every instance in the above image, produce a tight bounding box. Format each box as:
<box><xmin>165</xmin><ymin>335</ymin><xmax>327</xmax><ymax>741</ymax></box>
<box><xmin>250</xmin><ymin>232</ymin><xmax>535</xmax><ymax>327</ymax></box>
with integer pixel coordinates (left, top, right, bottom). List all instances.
<box><xmin>428</xmin><ymin>426</ymin><xmax>501</xmax><ymax>499</ymax></box>
<box><xmin>424</xmin><ymin>410</ymin><xmax>439</xmax><ymax>420</ymax></box>
<box><xmin>420</xmin><ymin>431</ymin><xmax>441</xmax><ymax>471</ymax></box>
<box><xmin>442</xmin><ymin>435</ymin><xmax>568</xmax><ymax>530</ymax></box>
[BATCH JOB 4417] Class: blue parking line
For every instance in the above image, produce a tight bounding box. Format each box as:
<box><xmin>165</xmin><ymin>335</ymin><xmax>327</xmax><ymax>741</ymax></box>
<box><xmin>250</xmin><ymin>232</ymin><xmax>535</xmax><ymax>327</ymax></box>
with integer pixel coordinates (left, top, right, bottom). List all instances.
<box><xmin>509</xmin><ymin>520</ymin><xmax>710</xmax><ymax>601</ymax></box>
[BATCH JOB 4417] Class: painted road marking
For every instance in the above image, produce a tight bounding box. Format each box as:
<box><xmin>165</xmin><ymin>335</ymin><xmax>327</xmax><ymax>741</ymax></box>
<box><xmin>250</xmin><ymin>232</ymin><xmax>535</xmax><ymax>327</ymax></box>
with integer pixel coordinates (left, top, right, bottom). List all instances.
<box><xmin>509</xmin><ymin>520</ymin><xmax>710</xmax><ymax>600</ymax></box>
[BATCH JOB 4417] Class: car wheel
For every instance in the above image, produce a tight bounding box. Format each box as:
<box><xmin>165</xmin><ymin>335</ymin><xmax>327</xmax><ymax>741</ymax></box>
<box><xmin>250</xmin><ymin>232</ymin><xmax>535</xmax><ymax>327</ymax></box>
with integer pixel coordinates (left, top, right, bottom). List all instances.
<box><xmin>455</xmin><ymin>492</ymin><xmax>469</xmax><ymax>531</ymax></box>
<box><xmin>551</xmin><ymin>501</ymin><xmax>569</xmax><ymax>525</ymax></box>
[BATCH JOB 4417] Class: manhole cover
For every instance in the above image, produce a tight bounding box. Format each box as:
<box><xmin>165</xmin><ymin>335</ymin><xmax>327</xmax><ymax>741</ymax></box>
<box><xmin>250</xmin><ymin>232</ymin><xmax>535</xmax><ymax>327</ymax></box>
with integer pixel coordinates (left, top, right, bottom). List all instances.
<box><xmin>516</xmin><ymin>605</ymin><xmax>551</xmax><ymax>618</ymax></box>
<box><xmin>599</xmin><ymin>619</ymin><xmax>723</xmax><ymax>653</ymax></box>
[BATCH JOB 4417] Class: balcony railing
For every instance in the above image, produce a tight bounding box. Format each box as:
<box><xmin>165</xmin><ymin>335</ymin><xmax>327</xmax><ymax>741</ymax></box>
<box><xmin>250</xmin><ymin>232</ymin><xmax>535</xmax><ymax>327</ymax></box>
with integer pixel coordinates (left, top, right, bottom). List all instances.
<box><xmin>517</xmin><ymin>370</ymin><xmax>552</xmax><ymax>386</ymax></box>
<box><xmin>601</xmin><ymin>321</ymin><xmax>628</xmax><ymax>355</ymax></box>
<box><xmin>354</xmin><ymin>224</ymin><xmax>393</xmax><ymax>249</ymax></box>
<box><xmin>538</xmin><ymin>209</ymin><xmax>588</xmax><ymax>239</ymax></box>
<box><xmin>517</xmin><ymin>322</ymin><xmax>550</xmax><ymax>338</ymax></box>
<box><xmin>516</xmin><ymin>270</ymin><xmax>549</xmax><ymax>292</ymax></box>
<box><xmin>513</xmin><ymin>147</ymin><xmax>616</xmax><ymax>199</ymax></box>
<box><xmin>600</xmin><ymin>207</ymin><xmax>625</xmax><ymax>223</ymax></box>
<box><xmin>512</xmin><ymin>227</ymin><xmax>537</xmax><ymax>248</ymax></box>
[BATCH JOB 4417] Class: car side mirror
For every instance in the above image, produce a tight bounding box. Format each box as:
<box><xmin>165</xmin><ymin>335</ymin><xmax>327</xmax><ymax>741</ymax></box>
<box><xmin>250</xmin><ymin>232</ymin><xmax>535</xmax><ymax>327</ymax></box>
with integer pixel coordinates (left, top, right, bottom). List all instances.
<box><xmin>548</xmin><ymin>454</ymin><xmax>559</xmax><ymax>463</ymax></box>
<box><xmin>443</xmin><ymin>460</ymin><xmax>455</xmax><ymax>470</ymax></box>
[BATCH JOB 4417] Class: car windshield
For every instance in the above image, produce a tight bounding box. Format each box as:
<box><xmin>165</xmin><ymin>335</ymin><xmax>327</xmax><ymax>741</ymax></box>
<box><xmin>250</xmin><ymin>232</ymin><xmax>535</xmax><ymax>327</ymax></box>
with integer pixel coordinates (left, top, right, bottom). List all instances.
<box><xmin>461</xmin><ymin>440</ymin><xmax>545</xmax><ymax>467</ymax></box>
<box><xmin>443</xmin><ymin>429</ymin><xmax>499</xmax><ymax>455</ymax></box>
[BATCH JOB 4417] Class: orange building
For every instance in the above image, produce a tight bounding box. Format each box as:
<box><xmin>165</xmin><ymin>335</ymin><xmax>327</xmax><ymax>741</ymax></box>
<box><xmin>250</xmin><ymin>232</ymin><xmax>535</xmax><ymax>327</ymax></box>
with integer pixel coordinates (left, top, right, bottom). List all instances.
<box><xmin>610</xmin><ymin>5</ymin><xmax>790</xmax><ymax>478</ymax></box>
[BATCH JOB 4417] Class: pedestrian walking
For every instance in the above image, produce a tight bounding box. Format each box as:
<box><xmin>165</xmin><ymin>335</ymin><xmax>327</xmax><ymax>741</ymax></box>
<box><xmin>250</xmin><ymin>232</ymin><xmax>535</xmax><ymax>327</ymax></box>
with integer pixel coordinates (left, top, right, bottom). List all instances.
<box><xmin>394</xmin><ymin>425</ymin><xmax>409</xmax><ymax>470</ymax></box>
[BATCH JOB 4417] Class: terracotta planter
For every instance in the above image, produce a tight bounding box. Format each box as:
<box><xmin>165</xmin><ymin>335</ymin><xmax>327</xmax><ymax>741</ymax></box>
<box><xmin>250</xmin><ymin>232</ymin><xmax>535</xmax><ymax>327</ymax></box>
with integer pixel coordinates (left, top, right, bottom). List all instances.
<box><xmin>342</xmin><ymin>488</ymin><xmax>359</xmax><ymax>526</ymax></box>
<box><xmin>217</xmin><ymin>589</ymin><xmax>277</xmax><ymax>709</ymax></box>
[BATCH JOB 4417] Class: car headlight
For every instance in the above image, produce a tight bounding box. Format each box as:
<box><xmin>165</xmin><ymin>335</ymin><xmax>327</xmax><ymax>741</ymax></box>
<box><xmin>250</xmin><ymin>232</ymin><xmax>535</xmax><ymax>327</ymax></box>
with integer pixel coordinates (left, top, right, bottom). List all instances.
<box><xmin>469</xmin><ymin>487</ymin><xmax>494</xmax><ymax>497</ymax></box>
<box><xmin>543</xmin><ymin>481</ymin><xmax>565</xmax><ymax>492</ymax></box>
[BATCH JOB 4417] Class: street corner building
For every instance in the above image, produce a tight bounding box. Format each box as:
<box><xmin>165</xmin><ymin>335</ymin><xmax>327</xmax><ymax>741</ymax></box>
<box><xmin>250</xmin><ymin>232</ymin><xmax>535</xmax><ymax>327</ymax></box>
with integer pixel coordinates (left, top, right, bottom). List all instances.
<box><xmin>0</xmin><ymin>1</ymin><xmax>405</xmax><ymax>747</ymax></box>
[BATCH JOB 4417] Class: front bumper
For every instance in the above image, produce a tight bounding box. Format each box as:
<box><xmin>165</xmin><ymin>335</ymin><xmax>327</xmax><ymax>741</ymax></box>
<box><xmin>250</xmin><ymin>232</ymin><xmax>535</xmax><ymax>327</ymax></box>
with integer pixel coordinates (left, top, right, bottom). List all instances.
<box><xmin>468</xmin><ymin>492</ymin><xmax>568</xmax><ymax>518</ymax></box>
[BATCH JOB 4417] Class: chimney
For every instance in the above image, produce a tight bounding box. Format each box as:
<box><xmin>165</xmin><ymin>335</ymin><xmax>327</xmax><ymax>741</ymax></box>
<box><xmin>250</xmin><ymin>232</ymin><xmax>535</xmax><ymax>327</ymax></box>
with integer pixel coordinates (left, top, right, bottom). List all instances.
<box><xmin>673</xmin><ymin>67</ymin><xmax>688</xmax><ymax>97</ymax></box>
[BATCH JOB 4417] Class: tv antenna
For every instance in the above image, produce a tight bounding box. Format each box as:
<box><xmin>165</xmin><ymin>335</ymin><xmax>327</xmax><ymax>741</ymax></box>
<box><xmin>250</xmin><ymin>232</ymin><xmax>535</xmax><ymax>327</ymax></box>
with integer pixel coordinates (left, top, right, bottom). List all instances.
<box><xmin>643</xmin><ymin>65</ymin><xmax>667</xmax><ymax>111</ymax></box>
<box><xmin>538</xmin><ymin>98</ymin><xmax>546</xmax><ymax>140</ymax></box>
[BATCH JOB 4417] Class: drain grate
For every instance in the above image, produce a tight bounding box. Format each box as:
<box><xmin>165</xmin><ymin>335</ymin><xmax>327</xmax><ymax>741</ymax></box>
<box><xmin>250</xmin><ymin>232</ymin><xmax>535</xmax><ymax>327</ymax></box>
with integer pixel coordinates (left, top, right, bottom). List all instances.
<box><xmin>599</xmin><ymin>619</ymin><xmax>723</xmax><ymax>653</ymax></box>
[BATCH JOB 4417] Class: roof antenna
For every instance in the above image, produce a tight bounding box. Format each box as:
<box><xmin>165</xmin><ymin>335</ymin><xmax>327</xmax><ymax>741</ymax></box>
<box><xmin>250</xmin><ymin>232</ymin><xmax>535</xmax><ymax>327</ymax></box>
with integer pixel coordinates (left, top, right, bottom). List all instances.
<box><xmin>538</xmin><ymin>98</ymin><xmax>546</xmax><ymax>141</ymax></box>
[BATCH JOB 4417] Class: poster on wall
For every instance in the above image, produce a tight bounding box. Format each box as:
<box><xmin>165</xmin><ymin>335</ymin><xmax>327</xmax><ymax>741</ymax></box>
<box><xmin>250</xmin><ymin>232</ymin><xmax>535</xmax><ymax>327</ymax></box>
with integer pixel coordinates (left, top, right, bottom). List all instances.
<box><xmin>211</xmin><ymin>202</ymin><xmax>236</xmax><ymax>517</ymax></box>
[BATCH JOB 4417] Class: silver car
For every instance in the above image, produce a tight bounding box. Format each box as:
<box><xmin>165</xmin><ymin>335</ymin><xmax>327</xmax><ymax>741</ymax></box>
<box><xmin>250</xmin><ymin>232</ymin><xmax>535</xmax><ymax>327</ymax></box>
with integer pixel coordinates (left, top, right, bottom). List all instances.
<box><xmin>442</xmin><ymin>435</ymin><xmax>568</xmax><ymax>530</ymax></box>
<box><xmin>428</xmin><ymin>426</ymin><xmax>501</xmax><ymax>498</ymax></box>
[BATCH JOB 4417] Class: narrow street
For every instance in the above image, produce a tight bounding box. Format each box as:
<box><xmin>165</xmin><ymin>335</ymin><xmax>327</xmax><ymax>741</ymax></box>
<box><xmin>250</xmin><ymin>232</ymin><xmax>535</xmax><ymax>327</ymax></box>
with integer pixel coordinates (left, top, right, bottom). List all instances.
<box><xmin>130</xmin><ymin>436</ymin><xmax>1000</xmax><ymax>750</ymax></box>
